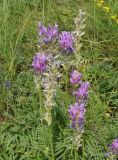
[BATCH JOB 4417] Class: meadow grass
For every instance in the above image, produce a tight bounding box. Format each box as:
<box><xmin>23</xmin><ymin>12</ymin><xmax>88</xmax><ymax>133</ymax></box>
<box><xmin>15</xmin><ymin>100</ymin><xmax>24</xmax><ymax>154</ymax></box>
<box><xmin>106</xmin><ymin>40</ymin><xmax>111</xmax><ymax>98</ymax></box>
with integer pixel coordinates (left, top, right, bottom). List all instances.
<box><xmin>0</xmin><ymin>0</ymin><xmax>118</xmax><ymax>159</ymax></box>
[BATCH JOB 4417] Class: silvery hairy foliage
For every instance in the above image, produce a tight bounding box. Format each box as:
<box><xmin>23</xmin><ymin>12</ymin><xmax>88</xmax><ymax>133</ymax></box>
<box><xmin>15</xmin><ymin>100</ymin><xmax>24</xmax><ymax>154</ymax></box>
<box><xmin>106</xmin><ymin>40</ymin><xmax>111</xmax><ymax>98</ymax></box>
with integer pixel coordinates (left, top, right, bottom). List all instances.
<box><xmin>42</xmin><ymin>54</ymin><xmax>62</xmax><ymax>126</ymax></box>
<box><xmin>72</xmin><ymin>9</ymin><xmax>86</xmax><ymax>67</ymax></box>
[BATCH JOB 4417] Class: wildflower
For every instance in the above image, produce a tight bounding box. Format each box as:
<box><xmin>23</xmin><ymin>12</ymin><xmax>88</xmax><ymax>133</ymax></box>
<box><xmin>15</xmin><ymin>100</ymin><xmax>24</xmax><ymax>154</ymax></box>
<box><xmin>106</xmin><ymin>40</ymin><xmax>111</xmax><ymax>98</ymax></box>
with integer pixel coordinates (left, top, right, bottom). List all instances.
<box><xmin>110</xmin><ymin>138</ymin><xmax>118</xmax><ymax>155</ymax></box>
<box><xmin>5</xmin><ymin>80</ymin><xmax>10</xmax><ymax>89</ymax></box>
<box><xmin>44</xmin><ymin>23</ymin><xmax>58</xmax><ymax>43</ymax></box>
<box><xmin>59</xmin><ymin>31</ymin><xmax>74</xmax><ymax>52</ymax></box>
<box><xmin>104</xmin><ymin>6</ymin><xmax>110</xmax><ymax>13</ymax></box>
<box><xmin>32</xmin><ymin>53</ymin><xmax>47</xmax><ymax>73</ymax></box>
<box><xmin>38</xmin><ymin>22</ymin><xmax>47</xmax><ymax>35</ymax></box>
<box><xmin>97</xmin><ymin>2</ymin><xmax>103</xmax><ymax>7</ymax></box>
<box><xmin>97</xmin><ymin>0</ymin><xmax>104</xmax><ymax>7</ymax></box>
<box><xmin>68</xmin><ymin>102</ymin><xmax>86</xmax><ymax>132</ymax></box>
<box><xmin>111</xmin><ymin>15</ymin><xmax>117</xmax><ymax>20</ymax></box>
<box><xmin>70</xmin><ymin>70</ymin><xmax>82</xmax><ymax>85</ymax></box>
<box><xmin>38</xmin><ymin>22</ymin><xmax>58</xmax><ymax>43</ymax></box>
<box><xmin>97</xmin><ymin>3</ymin><xmax>102</xmax><ymax>7</ymax></box>
<box><xmin>75</xmin><ymin>81</ymin><xmax>90</xmax><ymax>101</ymax></box>
<box><xmin>116</xmin><ymin>19</ymin><xmax>118</xmax><ymax>24</ymax></box>
<box><xmin>105</xmin><ymin>113</ymin><xmax>110</xmax><ymax>118</ymax></box>
<box><xmin>100</xmin><ymin>0</ymin><xmax>104</xmax><ymax>3</ymax></box>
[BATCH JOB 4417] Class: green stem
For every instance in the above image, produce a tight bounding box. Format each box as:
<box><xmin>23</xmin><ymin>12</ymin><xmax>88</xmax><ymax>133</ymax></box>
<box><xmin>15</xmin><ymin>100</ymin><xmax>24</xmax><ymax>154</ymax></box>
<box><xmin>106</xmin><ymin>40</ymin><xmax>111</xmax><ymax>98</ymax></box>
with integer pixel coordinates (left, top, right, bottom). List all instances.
<box><xmin>39</xmin><ymin>84</ymin><xmax>42</xmax><ymax>110</ymax></box>
<box><xmin>38</xmin><ymin>76</ymin><xmax>42</xmax><ymax>119</ymax></box>
<box><xmin>74</xmin><ymin>150</ymin><xmax>78</xmax><ymax>160</ymax></box>
<box><xmin>65</xmin><ymin>64</ymin><xmax>68</xmax><ymax>107</ymax></box>
<box><xmin>49</xmin><ymin>125</ymin><xmax>55</xmax><ymax>160</ymax></box>
<box><xmin>66</xmin><ymin>70</ymin><xmax>68</xmax><ymax>94</ymax></box>
<box><xmin>42</xmin><ymin>0</ymin><xmax>45</xmax><ymax>23</ymax></box>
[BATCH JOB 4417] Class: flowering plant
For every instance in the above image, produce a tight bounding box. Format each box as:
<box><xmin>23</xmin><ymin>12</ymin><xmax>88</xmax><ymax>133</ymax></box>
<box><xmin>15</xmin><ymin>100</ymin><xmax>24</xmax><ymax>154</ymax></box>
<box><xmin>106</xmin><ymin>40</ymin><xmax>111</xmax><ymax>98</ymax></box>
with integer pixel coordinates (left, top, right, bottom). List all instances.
<box><xmin>68</xmin><ymin>70</ymin><xmax>89</xmax><ymax>148</ymax></box>
<box><xmin>32</xmin><ymin>9</ymin><xmax>89</xmax><ymax>158</ymax></box>
<box><xmin>106</xmin><ymin>138</ymin><xmax>118</xmax><ymax>159</ymax></box>
<box><xmin>96</xmin><ymin>0</ymin><xmax>118</xmax><ymax>25</ymax></box>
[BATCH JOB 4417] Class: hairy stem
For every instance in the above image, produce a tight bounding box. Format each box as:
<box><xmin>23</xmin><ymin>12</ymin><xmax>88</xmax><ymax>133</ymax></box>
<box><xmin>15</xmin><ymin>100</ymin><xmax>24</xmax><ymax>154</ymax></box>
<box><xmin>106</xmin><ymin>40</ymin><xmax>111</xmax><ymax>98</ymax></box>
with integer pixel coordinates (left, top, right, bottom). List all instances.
<box><xmin>49</xmin><ymin>124</ymin><xmax>55</xmax><ymax>160</ymax></box>
<box><xmin>75</xmin><ymin>150</ymin><xmax>78</xmax><ymax>160</ymax></box>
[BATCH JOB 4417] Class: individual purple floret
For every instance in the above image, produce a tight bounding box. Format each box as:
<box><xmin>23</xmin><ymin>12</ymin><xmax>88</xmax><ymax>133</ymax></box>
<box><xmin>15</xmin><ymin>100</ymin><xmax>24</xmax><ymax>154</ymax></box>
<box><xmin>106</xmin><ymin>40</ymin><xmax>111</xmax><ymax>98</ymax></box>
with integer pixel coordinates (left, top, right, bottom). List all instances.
<box><xmin>32</xmin><ymin>53</ymin><xmax>47</xmax><ymax>73</ymax></box>
<box><xmin>38</xmin><ymin>22</ymin><xmax>58</xmax><ymax>43</ymax></box>
<box><xmin>70</xmin><ymin>70</ymin><xmax>82</xmax><ymax>85</ymax></box>
<box><xmin>38</xmin><ymin>22</ymin><xmax>47</xmax><ymax>35</ymax></box>
<box><xmin>75</xmin><ymin>81</ymin><xmax>90</xmax><ymax>101</ymax></box>
<box><xmin>59</xmin><ymin>31</ymin><xmax>74</xmax><ymax>52</ymax></box>
<box><xmin>68</xmin><ymin>102</ymin><xmax>86</xmax><ymax>131</ymax></box>
<box><xmin>110</xmin><ymin>138</ymin><xmax>118</xmax><ymax>155</ymax></box>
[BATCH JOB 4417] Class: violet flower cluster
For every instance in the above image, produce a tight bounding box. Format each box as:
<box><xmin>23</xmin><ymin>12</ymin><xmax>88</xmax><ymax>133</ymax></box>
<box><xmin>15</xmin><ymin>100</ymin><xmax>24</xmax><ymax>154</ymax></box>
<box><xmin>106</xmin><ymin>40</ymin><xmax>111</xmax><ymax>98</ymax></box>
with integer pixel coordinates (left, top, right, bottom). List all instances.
<box><xmin>105</xmin><ymin>138</ymin><xmax>118</xmax><ymax>160</ymax></box>
<box><xmin>68</xmin><ymin>70</ymin><xmax>89</xmax><ymax>132</ymax></box>
<box><xmin>38</xmin><ymin>22</ymin><xmax>58</xmax><ymax>43</ymax></box>
<box><xmin>70</xmin><ymin>70</ymin><xmax>82</xmax><ymax>85</ymax></box>
<box><xmin>59</xmin><ymin>31</ymin><xmax>74</xmax><ymax>52</ymax></box>
<box><xmin>38</xmin><ymin>22</ymin><xmax>74</xmax><ymax>53</ymax></box>
<box><xmin>106</xmin><ymin>138</ymin><xmax>118</xmax><ymax>158</ymax></box>
<box><xmin>32</xmin><ymin>53</ymin><xmax>47</xmax><ymax>73</ymax></box>
<box><xmin>68</xmin><ymin>102</ymin><xmax>86</xmax><ymax>131</ymax></box>
<box><xmin>110</xmin><ymin>138</ymin><xmax>118</xmax><ymax>155</ymax></box>
<box><xmin>75</xmin><ymin>81</ymin><xmax>90</xmax><ymax>104</ymax></box>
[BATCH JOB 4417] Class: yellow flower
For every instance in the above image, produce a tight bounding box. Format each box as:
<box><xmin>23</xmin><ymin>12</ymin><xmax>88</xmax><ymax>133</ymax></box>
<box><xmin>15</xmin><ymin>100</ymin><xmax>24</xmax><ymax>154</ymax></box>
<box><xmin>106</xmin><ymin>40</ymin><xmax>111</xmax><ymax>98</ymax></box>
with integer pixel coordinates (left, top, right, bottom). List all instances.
<box><xmin>97</xmin><ymin>1</ymin><xmax>104</xmax><ymax>7</ymax></box>
<box><xmin>99</xmin><ymin>0</ymin><xmax>104</xmax><ymax>4</ymax></box>
<box><xmin>96</xmin><ymin>1</ymin><xmax>118</xmax><ymax>25</ymax></box>
<box><xmin>97</xmin><ymin>3</ymin><xmax>102</xmax><ymax>7</ymax></box>
<box><xmin>111</xmin><ymin>15</ymin><xmax>117</xmax><ymax>20</ymax></box>
<box><xmin>116</xmin><ymin>19</ymin><xmax>118</xmax><ymax>24</ymax></box>
<box><xmin>104</xmin><ymin>6</ymin><xmax>110</xmax><ymax>13</ymax></box>
<box><xmin>106</xmin><ymin>113</ymin><xmax>110</xmax><ymax>118</ymax></box>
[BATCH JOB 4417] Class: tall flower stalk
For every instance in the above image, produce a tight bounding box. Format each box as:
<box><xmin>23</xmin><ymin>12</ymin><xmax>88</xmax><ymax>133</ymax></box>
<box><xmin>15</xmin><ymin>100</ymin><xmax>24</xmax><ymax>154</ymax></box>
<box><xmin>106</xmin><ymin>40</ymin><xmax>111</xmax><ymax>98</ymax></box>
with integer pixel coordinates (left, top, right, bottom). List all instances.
<box><xmin>68</xmin><ymin>70</ymin><xmax>89</xmax><ymax>155</ymax></box>
<box><xmin>42</xmin><ymin>54</ymin><xmax>61</xmax><ymax>126</ymax></box>
<box><xmin>32</xmin><ymin>52</ymin><xmax>47</xmax><ymax>117</ymax></box>
<box><xmin>65</xmin><ymin>10</ymin><xmax>88</xmax><ymax>155</ymax></box>
<box><xmin>73</xmin><ymin>9</ymin><xmax>86</xmax><ymax>67</ymax></box>
<box><xmin>32</xmin><ymin>52</ymin><xmax>61</xmax><ymax>125</ymax></box>
<box><xmin>42</xmin><ymin>55</ymin><xmax>61</xmax><ymax>160</ymax></box>
<box><xmin>32</xmin><ymin>52</ymin><xmax>61</xmax><ymax>159</ymax></box>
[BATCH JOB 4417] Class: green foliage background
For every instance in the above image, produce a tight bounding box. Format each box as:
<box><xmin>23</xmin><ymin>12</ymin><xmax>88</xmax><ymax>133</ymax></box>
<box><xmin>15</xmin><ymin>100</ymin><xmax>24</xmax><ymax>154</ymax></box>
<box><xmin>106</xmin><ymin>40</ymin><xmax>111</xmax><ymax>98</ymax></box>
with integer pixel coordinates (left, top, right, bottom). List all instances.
<box><xmin>0</xmin><ymin>0</ymin><xmax>118</xmax><ymax>159</ymax></box>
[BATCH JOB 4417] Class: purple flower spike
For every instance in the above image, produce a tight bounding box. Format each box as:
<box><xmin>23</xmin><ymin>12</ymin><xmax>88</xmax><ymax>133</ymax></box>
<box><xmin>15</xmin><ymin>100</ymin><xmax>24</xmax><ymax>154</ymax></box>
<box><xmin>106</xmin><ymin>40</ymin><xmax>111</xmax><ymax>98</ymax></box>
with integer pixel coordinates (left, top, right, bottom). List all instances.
<box><xmin>38</xmin><ymin>22</ymin><xmax>47</xmax><ymax>36</ymax></box>
<box><xmin>70</xmin><ymin>70</ymin><xmax>82</xmax><ymax>85</ymax></box>
<box><xmin>110</xmin><ymin>138</ymin><xmax>118</xmax><ymax>155</ymax></box>
<box><xmin>38</xmin><ymin>22</ymin><xmax>58</xmax><ymax>43</ymax></box>
<box><xmin>59</xmin><ymin>31</ymin><xmax>74</xmax><ymax>52</ymax></box>
<box><xmin>32</xmin><ymin>53</ymin><xmax>47</xmax><ymax>73</ymax></box>
<box><xmin>75</xmin><ymin>81</ymin><xmax>90</xmax><ymax>100</ymax></box>
<box><xmin>53</xmin><ymin>23</ymin><xmax>58</xmax><ymax>36</ymax></box>
<box><xmin>68</xmin><ymin>102</ymin><xmax>86</xmax><ymax>131</ymax></box>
